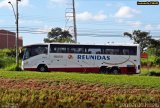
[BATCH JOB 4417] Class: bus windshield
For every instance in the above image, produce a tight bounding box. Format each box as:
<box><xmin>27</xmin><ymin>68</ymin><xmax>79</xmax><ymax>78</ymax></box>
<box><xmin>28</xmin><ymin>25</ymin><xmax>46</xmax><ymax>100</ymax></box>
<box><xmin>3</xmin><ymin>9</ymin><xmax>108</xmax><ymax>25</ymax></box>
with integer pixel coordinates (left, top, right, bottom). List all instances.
<box><xmin>23</xmin><ymin>45</ymin><xmax>48</xmax><ymax>60</ymax></box>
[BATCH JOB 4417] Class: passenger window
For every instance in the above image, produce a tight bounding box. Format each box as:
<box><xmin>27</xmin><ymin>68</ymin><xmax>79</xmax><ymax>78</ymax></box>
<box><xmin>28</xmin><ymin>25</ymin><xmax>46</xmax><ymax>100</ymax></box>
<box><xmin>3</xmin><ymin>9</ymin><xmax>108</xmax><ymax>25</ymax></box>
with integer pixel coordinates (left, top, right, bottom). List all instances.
<box><xmin>114</xmin><ymin>49</ymin><xmax>120</xmax><ymax>55</ymax></box>
<box><xmin>31</xmin><ymin>45</ymin><xmax>48</xmax><ymax>57</ymax></box>
<box><xmin>104</xmin><ymin>49</ymin><xmax>119</xmax><ymax>55</ymax></box>
<box><xmin>68</xmin><ymin>48</ymin><xmax>75</xmax><ymax>53</ymax></box>
<box><xmin>35</xmin><ymin>46</ymin><xmax>47</xmax><ymax>54</ymax></box>
<box><xmin>24</xmin><ymin>48</ymin><xmax>31</xmax><ymax>60</ymax></box>
<box><xmin>129</xmin><ymin>48</ymin><xmax>137</xmax><ymax>55</ymax></box>
<box><xmin>67</xmin><ymin>46</ymin><xmax>84</xmax><ymax>54</ymax></box>
<box><xmin>123</xmin><ymin>49</ymin><xmax>129</xmax><ymax>55</ymax></box>
<box><xmin>56</xmin><ymin>47</ymin><xmax>66</xmax><ymax>53</ymax></box>
<box><xmin>50</xmin><ymin>47</ymin><xmax>56</xmax><ymax>53</ymax></box>
<box><xmin>24</xmin><ymin>45</ymin><xmax>48</xmax><ymax>60</ymax></box>
<box><xmin>87</xmin><ymin>48</ymin><xmax>101</xmax><ymax>54</ymax></box>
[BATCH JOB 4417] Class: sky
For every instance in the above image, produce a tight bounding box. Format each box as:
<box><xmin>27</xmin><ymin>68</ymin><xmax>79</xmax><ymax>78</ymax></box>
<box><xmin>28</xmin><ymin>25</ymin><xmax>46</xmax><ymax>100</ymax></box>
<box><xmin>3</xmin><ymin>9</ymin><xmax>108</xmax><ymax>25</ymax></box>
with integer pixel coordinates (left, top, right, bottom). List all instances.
<box><xmin>0</xmin><ymin>0</ymin><xmax>160</xmax><ymax>46</ymax></box>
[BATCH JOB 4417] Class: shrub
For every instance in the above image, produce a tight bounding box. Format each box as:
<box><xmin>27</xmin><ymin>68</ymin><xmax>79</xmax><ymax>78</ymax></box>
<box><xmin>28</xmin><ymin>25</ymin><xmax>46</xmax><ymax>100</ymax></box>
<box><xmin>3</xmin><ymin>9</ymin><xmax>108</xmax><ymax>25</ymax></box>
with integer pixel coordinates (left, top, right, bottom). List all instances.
<box><xmin>5</xmin><ymin>64</ymin><xmax>22</xmax><ymax>71</ymax></box>
<box><xmin>155</xmin><ymin>57</ymin><xmax>160</xmax><ymax>65</ymax></box>
<box><xmin>0</xmin><ymin>58</ymin><xmax>5</xmax><ymax>68</ymax></box>
<box><xmin>0</xmin><ymin>49</ymin><xmax>15</xmax><ymax>57</ymax></box>
<box><xmin>148</xmin><ymin>71</ymin><xmax>160</xmax><ymax>76</ymax></box>
<box><xmin>0</xmin><ymin>49</ymin><xmax>22</xmax><ymax>71</ymax></box>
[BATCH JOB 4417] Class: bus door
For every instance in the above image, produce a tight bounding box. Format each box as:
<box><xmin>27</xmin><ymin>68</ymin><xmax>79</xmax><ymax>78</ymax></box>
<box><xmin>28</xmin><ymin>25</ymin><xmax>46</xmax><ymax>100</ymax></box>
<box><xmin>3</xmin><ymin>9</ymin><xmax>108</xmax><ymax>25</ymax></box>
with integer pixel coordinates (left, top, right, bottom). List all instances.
<box><xmin>49</xmin><ymin>45</ymin><xmax>67</xmax><ymax>68</ymax></box>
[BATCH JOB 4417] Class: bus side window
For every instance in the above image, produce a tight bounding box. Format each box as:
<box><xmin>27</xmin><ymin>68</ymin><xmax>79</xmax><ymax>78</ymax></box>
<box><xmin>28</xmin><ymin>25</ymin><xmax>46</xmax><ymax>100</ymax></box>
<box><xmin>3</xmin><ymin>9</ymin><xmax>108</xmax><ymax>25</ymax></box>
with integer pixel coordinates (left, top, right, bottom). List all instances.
<box><xmin>123</xmin><ymin>49</ymin><xmax>129</xmax><ymax>55</ymax></box>
<box><xmin>105</xmin><ymin>49</ymin><xmax>110</xmax><ymax>54</ymax></box>
<box><xmin>129</xmin><ymin>50</ymin><xmax>134</xmax><ymax>55</ymax></box>
<box><xmin>87</xmin><ymin>48</ymin><xmax>101</xmax><ymax>54</ymax></box>
<box><xmin>96</xmin><ymin>51</ymin><xmax>101</xmax><ymax>54</ymax></box>
<box><xmin>105</xmin><ymin>49</ymin><xmax>113</xmax><ymax>54</ymax></box>
<box><xmin>114</xmin><ymin>49</ymin><xmax>120</xmax><ymax>55</ymax></box>
<box><xmin>129</xmin><ymin>47</ymin><xmax>137</xmax><ymax>55</ymax></box>
<box><xmin>24</xmin><ymin>48</ymin><xmax>31</xmax><ymax>59</ymax></box>
<box><xmin>43</xmin><ymin>47</ymin><xmax>48</xmax><ymax>54</ymax></box>
<box><xmin>36</xmin><ymin>46</ymin><xmax>48</xmax><ymax>55</ymax></box>
<box><xmin>78</xmin><ymin>48</ymin><xmax>84</xmax><ymax>54</ymax></box>
<box><xmin>68</xmin><ymin>48</ymin><xmax>75</xmax><ymax>53</ymax></box>
<box><xmin>50</xmin><ymin>47</ymin><xmax>56</xmax><ymax>53</ymax></box>
<box><xmin>57</xmin><ymin>47</ymin><xmax>66</xmax><ymax>53</ymax></box>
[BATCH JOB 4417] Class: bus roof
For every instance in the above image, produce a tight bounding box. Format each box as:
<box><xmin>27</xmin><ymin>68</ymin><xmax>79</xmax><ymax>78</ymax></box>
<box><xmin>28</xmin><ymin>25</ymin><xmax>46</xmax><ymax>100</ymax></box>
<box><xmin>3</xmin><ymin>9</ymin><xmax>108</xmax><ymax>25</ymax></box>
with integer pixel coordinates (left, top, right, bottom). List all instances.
<box><xmin>23</xmin><ymin>43</ymin><xmax>139</xmax><ymax>48</ymax></box>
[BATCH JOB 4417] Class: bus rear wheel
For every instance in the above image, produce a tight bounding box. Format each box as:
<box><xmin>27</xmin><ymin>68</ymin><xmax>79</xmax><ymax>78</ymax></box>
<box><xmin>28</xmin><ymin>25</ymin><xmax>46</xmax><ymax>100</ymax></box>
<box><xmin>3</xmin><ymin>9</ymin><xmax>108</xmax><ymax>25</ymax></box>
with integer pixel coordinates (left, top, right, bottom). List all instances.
<box><xmin>111</xmin><ymin>68</ymin><xmax>119</xmax><ymax>74</ymax></box>
<box><xmin>37</xmin><ymin>64</ymin><xmax>48</xmax><ymax>72</ymax></box>
<box><xmin>100</xmin><ymin>67</ymin><xmax>109</xmax><ymax>74</ymax></box>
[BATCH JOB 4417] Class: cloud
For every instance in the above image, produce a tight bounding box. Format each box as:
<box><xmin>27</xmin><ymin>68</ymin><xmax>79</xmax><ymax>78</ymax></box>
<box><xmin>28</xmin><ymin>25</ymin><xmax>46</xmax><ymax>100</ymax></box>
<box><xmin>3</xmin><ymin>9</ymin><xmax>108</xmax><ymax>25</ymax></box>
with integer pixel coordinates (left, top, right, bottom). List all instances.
<box><xmin>105</xmin><ymin>3</ymin><xmax>112</xmax><ymax>7</ymax></box>
<box><xmin>36</xmin><ymin>26</ymin><xmax>52</xmax><ymax>33</ymax></box>
<box><xmin>19</xmin><ymin>0</ymin><xmax>29</xmax><ymax>7</ymax></box>
<box><xmin>50</xmin><ymin>0</ymin><xmax>66</xmax><ymax>5</ymax></box>
<box><xmin>127</xmin><ymin>21</ymin><xmax>142</xmax><ymax>27</ymax></box>
<box><xmin>144</xmin><ymin>24</ymin><xmax>153</xmax><ymax>30</ymax></box>
<box><xmin>0</xmin><ymin>0</ymin><xmax>8</xmax><ymax>8</ymax></box>
<box><xmin>77</xmin><ymin>11</ymin><xmax>107</xmax><ymax>21</ymax></box>
<box><xmin>0</xmin><ymin>0</ymin><xmax>29</xmax><ymax>8</ymax></box>
<box><xmin>0</xmin><ymin>19</ymin><xmax>5</xmax><ymax>23</ymax></box>
<box><xmin>115</xmin><ymin>6</ymin><xmax>140</xmax><ymax>18</ymax></box>
<box><xmin>19</xmin><ymin>19</ymin><xmax>43</xmax><ymax>25</ymax></box>
<box><xmin>157</xmin><ymin>24</ymin><xmax>160</xmax><ymax>29</ymax></box>
<box><xmin>115</xmin><ymin>18</ymin><xmax>142</xmax><ymax>28</ymax></box>
<box><xmin>115</xmin><ymin>19</ymin><xmax>124</xmax><ymax>23</ymax></box>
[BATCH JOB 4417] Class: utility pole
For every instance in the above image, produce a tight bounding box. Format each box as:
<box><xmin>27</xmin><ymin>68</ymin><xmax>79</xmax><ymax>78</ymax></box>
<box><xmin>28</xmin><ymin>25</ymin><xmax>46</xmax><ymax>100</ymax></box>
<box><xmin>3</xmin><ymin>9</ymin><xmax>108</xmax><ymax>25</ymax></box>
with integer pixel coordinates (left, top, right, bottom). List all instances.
<box><xmin>16</xmin><ymin>0</ymin><xmax>19</xmax><ymax>67</ymax></box>
<box><xmin>65</xmin><ymin>0</ymin><xmax>77</xmax><ymax>43</ymax></box>
<box><xmin>8</xmin><ymin>0</ymin><xmax>20</xmax><ymax>68</ymax></box>
<box><xmin>72</xmin><ymin>0</ymin><xmax>77</xmax><ymax>43</ymax></box>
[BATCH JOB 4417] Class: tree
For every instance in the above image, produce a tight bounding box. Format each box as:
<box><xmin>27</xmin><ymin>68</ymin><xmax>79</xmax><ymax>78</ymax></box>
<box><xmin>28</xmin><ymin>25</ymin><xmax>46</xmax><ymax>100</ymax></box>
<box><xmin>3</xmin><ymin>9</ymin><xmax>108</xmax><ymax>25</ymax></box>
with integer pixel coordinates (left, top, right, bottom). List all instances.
<box><xmin>149</xmin><ymin>39</ymin><xmax>160</xmax><ymax>56</ymax></box>
<box><xmin>44</xmin><ymin>27</ymin><xmax>75</xmax><ymax>43</ymax></box>
<box><xmin>124</xmin><ymin>30</ymin><xmax>152</xmax><ymax>52</ymax></box>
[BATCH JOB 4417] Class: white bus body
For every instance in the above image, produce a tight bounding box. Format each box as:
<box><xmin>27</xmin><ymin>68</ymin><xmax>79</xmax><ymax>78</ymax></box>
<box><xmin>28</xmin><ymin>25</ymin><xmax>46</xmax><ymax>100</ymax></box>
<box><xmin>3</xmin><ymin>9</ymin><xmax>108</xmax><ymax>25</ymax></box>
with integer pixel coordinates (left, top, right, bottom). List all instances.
<box><xmin>22</xmin><ymin>43</ymin><xmax>141</xmax><ymax>74</ymax></box>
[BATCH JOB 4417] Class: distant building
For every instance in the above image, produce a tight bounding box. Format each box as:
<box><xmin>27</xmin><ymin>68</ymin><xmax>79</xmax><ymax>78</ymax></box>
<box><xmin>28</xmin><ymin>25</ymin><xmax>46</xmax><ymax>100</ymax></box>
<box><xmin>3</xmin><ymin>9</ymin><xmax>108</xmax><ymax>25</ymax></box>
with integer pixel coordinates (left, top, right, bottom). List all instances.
<box><xmin>0</xmin><ymin>29</ymin><xmax>23</xmax><ymax>49</ymax></box>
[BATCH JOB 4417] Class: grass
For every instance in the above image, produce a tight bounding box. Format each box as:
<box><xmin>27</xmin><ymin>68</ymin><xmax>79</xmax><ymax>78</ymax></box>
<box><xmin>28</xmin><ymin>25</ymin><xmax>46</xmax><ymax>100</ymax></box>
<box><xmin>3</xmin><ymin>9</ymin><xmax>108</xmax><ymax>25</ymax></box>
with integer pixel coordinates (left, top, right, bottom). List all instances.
<box><xmin>0</xmin><ymin>70</ymin><xmax>160</xmax><ymax>88</ymax></box>
<box><xmin>0</xmin><ymin>88</ymin><xmax>159</xmax><ymax>108</ymax></box>
<box><xmin>141</xmin><ymin>67</ymin><xmax>160</xmax><ymax>73</ymax></box>
<box><xmin>1</xmin><ymin>69</ymin><xmax>160</xmax><ymax>107</ymax></box>
<box><xmin>140</xmin><ymin>67</ymin><xmax>160</xmax><ymax>76</ymax></box>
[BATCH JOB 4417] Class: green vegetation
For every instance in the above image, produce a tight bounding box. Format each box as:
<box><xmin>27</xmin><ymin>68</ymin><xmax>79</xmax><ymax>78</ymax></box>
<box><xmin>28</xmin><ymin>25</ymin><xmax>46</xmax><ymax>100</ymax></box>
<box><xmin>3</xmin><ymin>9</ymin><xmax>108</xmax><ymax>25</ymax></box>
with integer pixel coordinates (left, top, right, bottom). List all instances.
<box><xmin>0</xmin><ymin>70</ymin><xmax>160</xmax><ymax>107</ymax></box>
<box><xmin>0</xmin><ymin>49</ymin><xmax>22</xmax><ymax>71</ymax></box>
<box><xmin>0</xmin><ymin>88</ymin><xmax>159</xmax><ymax>108</ymax></box>
<box><xmin>0</xmin><ymin>70</ymin><xmax>160</xmax><ymax>88</ymax></box>
<box><xmin>44</xmin><ymin>27</ymin><xmax>75</xmax><ymax>43</ymax></box>
<box><xmin>141</xmin><ymin>48</ymin><xmax>160</xmax><ymax>66</ymax></box>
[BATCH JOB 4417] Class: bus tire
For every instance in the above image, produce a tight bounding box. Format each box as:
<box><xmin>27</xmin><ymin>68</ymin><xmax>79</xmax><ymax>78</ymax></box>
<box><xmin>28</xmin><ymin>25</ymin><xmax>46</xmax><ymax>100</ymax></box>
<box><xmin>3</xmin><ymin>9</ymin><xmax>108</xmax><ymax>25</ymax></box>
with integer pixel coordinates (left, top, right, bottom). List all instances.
<box><xmin>111</xmin><ymin>67</ymin><xmax>119</xmax><ymax>74</ymax></box>
<box><xmin>37</xmin><ymin>64</ymin><xmax>48</xmax><ymax>72</ymax></box>
<box><xmin>100</xmin><ymin>66</ymin><xmax>109</xmax><ymax>74</ymax></box>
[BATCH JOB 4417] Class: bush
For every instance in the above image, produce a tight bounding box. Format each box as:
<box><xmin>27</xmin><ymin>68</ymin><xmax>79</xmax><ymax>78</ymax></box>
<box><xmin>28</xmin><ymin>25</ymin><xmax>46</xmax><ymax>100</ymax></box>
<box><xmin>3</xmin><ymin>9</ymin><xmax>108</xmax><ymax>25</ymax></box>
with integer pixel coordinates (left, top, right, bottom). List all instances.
<box><xmin>0</xmin><ymin>49</ymin><xmax>22</xmax><ymax>71</ymax></box>
<box><xmin>5</xmin><ymin>64</ymin><xmax>22</xmax><ymax>71</ymax></box>
<box><xmin>0</xmin><ymin>58</ymin><xmax>5</xmax><ymax>68</ymax></box>
<box><xmin>0</xmin><ymin>49</ymin><xmax>16</xmax><ymax>57</ymax></box>
<box><xmin>148</xmin><ymin>71</ymin><xmax>160</xmax><ymax>76</ymax></box>
<box><xmin>155</xmin><ymin>57</ymin><xmax>160</xmax><ymax>65</ymax></box>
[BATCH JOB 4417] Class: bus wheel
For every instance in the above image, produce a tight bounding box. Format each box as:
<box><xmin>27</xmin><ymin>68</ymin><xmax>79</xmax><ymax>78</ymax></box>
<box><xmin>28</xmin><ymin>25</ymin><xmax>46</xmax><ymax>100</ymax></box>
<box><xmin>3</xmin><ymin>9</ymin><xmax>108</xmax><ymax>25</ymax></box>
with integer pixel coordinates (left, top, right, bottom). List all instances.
<box><xmin>100</xmin><ymin>67</ymin><xmax>109</xmax><ymax>74</ymax></box>
<box><xmin>37</xmin><ymin>64</ymin><xmax>48</xmax><ymax>72</ymax></box>
<box><xmin>111</xmin><ymin>68</ymin><xmax>119</xmax><ymax>74</ymax></box>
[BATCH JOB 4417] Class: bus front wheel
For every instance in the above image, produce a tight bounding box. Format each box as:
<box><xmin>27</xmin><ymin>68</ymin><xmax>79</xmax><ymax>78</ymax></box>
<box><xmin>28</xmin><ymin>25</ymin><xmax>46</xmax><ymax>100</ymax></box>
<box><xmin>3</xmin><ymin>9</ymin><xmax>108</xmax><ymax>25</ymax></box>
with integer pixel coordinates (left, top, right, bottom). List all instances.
<box><xmin>37</xmin><ymin>64</ymin><xmax>48</xmax><ymax>72</ymax></box>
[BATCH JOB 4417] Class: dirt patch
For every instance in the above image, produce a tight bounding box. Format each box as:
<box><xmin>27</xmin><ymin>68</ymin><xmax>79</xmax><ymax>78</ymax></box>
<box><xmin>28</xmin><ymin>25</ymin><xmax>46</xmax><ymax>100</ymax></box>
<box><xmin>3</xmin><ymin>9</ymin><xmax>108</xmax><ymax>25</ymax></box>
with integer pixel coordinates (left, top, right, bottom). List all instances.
<box><xmin>0</xmin><ymin>78</ymin><xmax>160</xmax><ymax>95</ymax></box>
<box><xmin>1</xmin><ymin>78</ymin><xmax>160</xmax><ymax>107</ymax></box>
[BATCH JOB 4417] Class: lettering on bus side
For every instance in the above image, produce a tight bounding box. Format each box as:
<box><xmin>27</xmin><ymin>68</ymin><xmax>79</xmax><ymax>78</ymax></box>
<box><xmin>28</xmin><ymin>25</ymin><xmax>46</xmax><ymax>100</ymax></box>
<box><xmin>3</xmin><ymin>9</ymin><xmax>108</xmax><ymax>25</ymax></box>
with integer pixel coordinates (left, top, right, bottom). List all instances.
<box><xmin>77</xmin><ymin>55</ymin><xmax>110</xmax><ymax>60</ymax></box>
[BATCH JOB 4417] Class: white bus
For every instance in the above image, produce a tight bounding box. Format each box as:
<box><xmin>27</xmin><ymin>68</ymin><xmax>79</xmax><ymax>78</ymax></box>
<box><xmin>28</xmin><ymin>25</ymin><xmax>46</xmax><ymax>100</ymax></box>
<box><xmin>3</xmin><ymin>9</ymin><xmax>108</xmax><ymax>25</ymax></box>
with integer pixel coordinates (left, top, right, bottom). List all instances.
<box><xmin>22</xmin><ymin>43</ymin><xmax>141</xmax><ymax>74</ymax></box>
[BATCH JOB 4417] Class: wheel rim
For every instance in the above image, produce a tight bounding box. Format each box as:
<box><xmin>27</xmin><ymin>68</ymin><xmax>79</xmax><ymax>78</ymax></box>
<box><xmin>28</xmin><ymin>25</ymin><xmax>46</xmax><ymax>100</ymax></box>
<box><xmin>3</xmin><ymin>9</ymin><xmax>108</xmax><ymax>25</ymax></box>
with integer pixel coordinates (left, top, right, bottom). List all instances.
<box><xmin>40</xmin><ymin>66</ymin><xmax>45</xmax><ymax>72</ymax></box>
<box><xmin>100</xmin><ymin>68</ymin><xmax>109</xmax><ymax>74</ymax></box>
<box><xmin>112</xmin><ymin>69</ymin><xmax>118</xmax><ymax>74</ymax></box>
